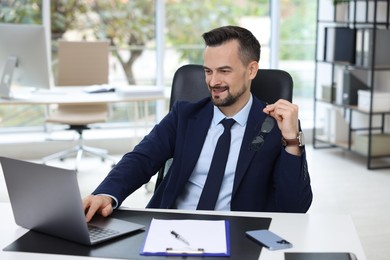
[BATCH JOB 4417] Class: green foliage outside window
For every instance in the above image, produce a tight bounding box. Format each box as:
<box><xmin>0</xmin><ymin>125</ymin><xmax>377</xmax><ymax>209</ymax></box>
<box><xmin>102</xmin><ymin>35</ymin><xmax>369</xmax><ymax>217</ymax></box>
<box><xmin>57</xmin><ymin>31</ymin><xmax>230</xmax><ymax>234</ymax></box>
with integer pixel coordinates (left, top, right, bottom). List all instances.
<box><xmin>279</xmin><ymin>0</ymin><xmax>316</xmax><ymax>61</ymax></box>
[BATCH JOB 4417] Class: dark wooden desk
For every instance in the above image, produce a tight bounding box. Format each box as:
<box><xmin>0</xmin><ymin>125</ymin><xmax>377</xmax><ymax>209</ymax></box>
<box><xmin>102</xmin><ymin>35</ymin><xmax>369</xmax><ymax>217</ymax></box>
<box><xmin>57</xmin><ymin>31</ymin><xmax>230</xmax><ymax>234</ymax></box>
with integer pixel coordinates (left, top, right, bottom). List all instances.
<box><xmin>4</xmin><ymin>208</ymin><xmax>271</xmax><ymax>260</ymax></box>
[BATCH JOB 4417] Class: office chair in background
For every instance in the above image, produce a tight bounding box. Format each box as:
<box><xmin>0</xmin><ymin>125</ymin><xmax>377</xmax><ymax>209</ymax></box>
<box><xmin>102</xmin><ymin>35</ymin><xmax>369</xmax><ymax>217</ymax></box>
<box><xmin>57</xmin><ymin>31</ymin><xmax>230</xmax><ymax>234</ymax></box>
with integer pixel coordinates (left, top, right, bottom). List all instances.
<box><xmin>42</xmin><ymin>41</ymin><xmax>115</xmax><ymax>171</ymax></box>
<box><xmin>154</xmin><ymin>64</ymin><xmax>293</xmax><ymax>191</ymax></box>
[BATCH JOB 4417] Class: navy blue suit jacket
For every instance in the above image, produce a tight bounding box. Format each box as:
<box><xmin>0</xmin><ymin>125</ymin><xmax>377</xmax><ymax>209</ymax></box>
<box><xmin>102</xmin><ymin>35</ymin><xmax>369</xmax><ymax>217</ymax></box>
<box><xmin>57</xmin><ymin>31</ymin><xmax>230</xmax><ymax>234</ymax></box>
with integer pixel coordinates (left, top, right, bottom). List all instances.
<box><xmin>93</xmin><ymin>96</ymin><xmax>312</xmax><ymax>213</ymax></box>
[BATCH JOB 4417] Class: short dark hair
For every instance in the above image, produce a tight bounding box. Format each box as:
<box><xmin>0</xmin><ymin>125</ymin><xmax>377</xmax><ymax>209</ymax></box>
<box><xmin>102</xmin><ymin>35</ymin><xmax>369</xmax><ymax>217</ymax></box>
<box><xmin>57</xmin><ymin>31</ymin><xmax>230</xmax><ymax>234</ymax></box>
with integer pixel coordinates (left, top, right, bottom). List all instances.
<box><xmin>202</xmin><ymin>25</ymin><xmax>261</xmax><ymax>65</ymax></box>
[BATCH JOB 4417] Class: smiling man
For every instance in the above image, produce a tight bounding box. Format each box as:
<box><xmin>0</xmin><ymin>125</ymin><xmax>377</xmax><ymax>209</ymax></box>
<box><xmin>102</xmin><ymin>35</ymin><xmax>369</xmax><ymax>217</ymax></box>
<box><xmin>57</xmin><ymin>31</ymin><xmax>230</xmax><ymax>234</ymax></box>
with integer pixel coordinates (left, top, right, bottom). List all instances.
<box><xmin>83</xmin><ymin>25</ymin><xmax>312</xmax><ymax>222</ymax></box>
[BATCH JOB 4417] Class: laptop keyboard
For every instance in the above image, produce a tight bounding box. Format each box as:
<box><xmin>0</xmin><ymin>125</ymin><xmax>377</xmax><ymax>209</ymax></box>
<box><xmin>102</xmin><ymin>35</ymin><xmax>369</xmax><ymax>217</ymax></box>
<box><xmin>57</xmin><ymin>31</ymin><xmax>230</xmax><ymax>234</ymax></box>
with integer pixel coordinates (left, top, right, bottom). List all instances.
<box><xmin>88</xmin><ymin>224</ymin><xmax>120</xmax><ymax>242</ymax></box>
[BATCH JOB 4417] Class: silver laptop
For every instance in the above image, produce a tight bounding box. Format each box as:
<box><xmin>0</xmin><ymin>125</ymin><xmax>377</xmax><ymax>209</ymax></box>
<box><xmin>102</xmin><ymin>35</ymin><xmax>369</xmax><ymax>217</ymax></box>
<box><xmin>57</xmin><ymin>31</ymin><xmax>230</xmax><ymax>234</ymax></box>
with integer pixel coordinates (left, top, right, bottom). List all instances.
<box><xmin>0</xmin><ymin>156</ymin><xmax>144</xmax><ymax>245</ymax></box>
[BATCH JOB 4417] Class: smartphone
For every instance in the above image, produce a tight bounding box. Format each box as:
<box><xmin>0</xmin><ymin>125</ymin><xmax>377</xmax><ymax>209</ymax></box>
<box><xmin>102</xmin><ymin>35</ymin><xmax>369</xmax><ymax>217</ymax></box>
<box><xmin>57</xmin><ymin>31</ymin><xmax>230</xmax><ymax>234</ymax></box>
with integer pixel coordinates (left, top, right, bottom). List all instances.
<box><xmin>246</xmin><ymin>229</ymin><xmax>292</xmax><ymax>250</ymax></box>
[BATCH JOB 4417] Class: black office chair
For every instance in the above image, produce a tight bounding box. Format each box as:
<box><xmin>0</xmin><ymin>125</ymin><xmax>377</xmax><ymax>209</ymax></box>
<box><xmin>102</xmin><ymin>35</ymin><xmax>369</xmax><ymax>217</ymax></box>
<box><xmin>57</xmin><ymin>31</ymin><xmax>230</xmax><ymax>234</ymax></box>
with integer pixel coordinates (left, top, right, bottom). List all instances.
<box><xmin>154</xmin><ymin>64</ymin><xmax>293</xmax><ymax>190</ymax></box>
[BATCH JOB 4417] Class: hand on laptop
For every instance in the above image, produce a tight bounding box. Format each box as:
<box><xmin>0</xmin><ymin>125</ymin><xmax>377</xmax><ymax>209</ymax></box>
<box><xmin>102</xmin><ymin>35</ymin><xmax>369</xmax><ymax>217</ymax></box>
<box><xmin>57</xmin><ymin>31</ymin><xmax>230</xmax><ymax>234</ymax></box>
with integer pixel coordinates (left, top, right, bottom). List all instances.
<box><xmin>83</xmin><ymin>195</ymin><xmax>113</xmax><ymax>223</ymax></box>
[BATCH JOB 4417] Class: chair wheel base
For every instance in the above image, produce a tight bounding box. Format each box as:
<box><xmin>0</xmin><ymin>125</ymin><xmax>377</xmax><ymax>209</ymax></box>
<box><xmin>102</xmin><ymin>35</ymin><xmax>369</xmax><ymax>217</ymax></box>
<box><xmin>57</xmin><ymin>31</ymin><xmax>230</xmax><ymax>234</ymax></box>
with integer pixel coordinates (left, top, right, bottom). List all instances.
<box><xmin>42</xmin><ymin>144</ymin><xmax>116</xmax><ymax>171</ymax></box>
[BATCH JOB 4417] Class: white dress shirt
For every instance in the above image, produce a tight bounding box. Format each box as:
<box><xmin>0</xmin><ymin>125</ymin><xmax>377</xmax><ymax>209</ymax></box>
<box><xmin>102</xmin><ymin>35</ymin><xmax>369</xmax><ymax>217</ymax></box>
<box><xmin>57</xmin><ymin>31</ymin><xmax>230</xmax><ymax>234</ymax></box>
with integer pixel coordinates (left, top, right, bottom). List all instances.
<box><xmin>175</xmin><ymin>95</ymin><xmax>253</xmax><ymax>210</ymax></box>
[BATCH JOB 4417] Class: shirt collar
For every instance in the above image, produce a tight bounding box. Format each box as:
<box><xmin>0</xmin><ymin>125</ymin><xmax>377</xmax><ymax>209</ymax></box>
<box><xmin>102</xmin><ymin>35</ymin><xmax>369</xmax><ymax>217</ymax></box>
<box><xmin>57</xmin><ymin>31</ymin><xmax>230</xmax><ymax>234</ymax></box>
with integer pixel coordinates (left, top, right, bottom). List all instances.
<box><xmin>212</xmin><ymin>94</ymin><xmax>253</xmax><ymax>127</ymax></box>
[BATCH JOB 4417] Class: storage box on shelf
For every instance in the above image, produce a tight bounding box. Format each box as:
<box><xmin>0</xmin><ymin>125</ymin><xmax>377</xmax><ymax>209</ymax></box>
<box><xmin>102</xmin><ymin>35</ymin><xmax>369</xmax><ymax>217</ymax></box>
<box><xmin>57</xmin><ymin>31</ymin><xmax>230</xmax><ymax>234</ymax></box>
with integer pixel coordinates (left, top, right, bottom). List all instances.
<box><xmin>357</xmin><ymin>90</ymin><xmax>390</xmax><ymax>112</ymax></box>
<box><xmin>352</xmin><ymin>133</ymin><xmax>390</xmax><ymax>157</ymax></box>
<box><xmin>324</xmin><ymin>27</ymin><xmax>356</xmax><ymax>64</ymax></box>
<box><xmin>321</xmin><ymin>84</ymin><xmax>336</xmax><ymax>102</ymax></box>
<box><xmin>324</xmin><ymin>107</ymin><xmax>349</xmax><ymax>145</ymax></box>
<box><xmin>342</xmin><ymin>69</ymin><xmax>369</xmax><ymax>105</ymax></box>
<box><xmin>356</xmin><ymin>29</ymin><xmax>390</xmax><ymax>68</ymax></box>
<box><xmin>353</xmin><ymin>0</ymin><xmax>390</xmax><ymax>24</ymax></box>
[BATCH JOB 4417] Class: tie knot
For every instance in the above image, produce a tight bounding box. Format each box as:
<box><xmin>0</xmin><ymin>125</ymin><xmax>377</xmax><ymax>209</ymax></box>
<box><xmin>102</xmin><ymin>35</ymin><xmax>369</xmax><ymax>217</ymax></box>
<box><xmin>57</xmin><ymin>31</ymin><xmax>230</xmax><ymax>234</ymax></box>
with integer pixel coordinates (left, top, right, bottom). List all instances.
<box><xmin>221</xmin><ymin>118</ymin><xmax>236</xmax><ymax>130</ymax></box>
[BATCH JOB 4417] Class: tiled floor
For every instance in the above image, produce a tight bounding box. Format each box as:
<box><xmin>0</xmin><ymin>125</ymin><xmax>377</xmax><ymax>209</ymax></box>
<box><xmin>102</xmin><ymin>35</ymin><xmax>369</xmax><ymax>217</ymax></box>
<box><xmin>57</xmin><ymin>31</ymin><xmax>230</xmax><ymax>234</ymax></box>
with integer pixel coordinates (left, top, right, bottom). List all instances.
<box><xmin>1</xmin><ymin>145</ymin><xmax>389</xmax><ymax>260</ymax></box>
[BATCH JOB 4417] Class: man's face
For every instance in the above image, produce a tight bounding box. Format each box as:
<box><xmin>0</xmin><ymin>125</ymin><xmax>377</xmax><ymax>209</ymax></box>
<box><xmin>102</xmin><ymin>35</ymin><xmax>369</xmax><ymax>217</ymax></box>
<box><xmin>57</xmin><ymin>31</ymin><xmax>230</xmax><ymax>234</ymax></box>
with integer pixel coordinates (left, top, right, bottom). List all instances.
<box><xmin>203</xmin><ymin>40</ymin><xmax>253</xmax><ymax>108</ymax></box>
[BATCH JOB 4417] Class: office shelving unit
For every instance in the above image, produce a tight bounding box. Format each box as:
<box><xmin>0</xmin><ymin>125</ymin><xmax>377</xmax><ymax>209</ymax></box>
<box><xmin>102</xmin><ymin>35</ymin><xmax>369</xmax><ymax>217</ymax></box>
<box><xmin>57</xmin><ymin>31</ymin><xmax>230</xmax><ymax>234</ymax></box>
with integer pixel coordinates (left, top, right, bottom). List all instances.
<box><xmin>313</xmin><ymin>0</ymin><xmax>390</xmax><ymax>169</ymax></box>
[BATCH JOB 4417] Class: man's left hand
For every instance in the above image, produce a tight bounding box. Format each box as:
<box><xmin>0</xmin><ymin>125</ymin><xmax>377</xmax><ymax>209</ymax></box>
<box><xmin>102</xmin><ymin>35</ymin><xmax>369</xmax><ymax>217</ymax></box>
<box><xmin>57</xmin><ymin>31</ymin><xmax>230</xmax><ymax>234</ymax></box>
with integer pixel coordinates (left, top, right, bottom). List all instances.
<box><xmin>263</xmin><ymin>99</ymin><xmax>301</xmax><ymax>156</ymax></box>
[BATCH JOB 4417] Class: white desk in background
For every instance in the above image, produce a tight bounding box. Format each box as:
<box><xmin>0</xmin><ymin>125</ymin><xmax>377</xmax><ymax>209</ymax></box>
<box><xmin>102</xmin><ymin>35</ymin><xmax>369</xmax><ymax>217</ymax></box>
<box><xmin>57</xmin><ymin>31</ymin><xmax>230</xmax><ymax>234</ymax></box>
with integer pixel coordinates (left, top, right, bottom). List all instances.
<box><xmin>0</xmin><ymin>86</ymin><xmax>167</xmax><ymax>105</ymax></box>
<box><xmin>0</xmin><ymin>202</ymin><xmax>366</xmax><ymax>260</ymax></box>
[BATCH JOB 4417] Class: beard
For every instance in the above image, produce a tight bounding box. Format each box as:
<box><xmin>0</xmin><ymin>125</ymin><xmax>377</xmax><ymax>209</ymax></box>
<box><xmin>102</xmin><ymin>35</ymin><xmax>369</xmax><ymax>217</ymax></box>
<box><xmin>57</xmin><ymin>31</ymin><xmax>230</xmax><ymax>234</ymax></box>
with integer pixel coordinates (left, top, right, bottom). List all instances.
<box><xmin>210</xmin><ymin>84</ymin><xmax>247</xmax><ymax>107</ymax></box>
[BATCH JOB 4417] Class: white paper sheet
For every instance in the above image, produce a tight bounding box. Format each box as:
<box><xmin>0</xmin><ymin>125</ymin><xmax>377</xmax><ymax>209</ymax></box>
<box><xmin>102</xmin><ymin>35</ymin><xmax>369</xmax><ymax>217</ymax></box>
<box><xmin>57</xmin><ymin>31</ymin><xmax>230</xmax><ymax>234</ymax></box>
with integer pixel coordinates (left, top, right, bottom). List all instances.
<box><xmin>141</xmin><ymin>218</ymin><xmax>229</xmax><ymax>255</ymax></box>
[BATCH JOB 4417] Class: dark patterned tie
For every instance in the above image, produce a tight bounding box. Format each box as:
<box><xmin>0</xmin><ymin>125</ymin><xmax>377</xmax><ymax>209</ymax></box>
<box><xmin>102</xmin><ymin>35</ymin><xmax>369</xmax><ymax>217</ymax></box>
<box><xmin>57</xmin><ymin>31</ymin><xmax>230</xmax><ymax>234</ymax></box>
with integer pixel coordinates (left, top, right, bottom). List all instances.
<box><xmin>197</xmin><ymin>118</ymin><xmax>236</xmax><ymax>210</ymax></box>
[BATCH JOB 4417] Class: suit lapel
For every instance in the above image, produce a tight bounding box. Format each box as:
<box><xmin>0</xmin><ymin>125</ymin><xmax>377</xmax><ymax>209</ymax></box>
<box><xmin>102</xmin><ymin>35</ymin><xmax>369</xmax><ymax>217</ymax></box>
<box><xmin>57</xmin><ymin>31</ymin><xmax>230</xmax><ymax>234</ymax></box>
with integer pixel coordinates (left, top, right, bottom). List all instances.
<box><xmin>232</xmin><ymin>98</ymin><xmax>266</xmax><ymax>196</ymax></box>
<box><xmin>177</xmin><ymin>103</ymin><xmax>213</xmax><ymax>183</ymax></box>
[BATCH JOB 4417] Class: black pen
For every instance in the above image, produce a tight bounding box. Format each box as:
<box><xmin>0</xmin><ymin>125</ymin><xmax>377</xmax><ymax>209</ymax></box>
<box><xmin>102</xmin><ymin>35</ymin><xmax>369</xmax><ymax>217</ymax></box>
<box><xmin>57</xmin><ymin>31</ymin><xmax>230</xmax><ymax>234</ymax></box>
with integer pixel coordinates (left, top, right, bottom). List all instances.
<box><xmin>170</xmin><ymin>230</ymin><xmax>190</xmax><ymax>246</ymax></box>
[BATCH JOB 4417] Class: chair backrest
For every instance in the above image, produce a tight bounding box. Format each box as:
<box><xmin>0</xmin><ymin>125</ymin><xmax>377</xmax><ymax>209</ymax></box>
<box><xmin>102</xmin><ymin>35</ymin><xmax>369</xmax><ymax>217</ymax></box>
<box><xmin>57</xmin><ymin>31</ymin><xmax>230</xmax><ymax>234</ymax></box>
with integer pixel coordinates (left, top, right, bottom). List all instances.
<box><xmin>52</xmin><ymin>41</ymin><xmax>110</xmax><ymax>124</ymax></box>
<box><xmin>57</xmin><ymin>40</ymin><xmax>109</xmax><ymax>86</ymax></box>
<box><xmin>169</xmin><ymin>64</ymin><xmax>293</xmax><ymax>109</ymax></box>
<box><xmin>155</xmin><ymin>64</ymin><xmax>294</xmax><ymax>191</ymax></box>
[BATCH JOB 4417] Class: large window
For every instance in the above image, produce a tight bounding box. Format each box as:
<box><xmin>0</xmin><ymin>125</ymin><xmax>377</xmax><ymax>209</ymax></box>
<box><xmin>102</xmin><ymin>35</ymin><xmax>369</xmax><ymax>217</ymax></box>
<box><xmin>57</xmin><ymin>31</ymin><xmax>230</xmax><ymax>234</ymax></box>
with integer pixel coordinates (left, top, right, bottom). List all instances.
<box><xmin>279</xmin><ymin>0</ymin><xmax>317</xmax><ymax>128</ymax></box>
<box><xmin>0</xmin><ymin>0</ymin><xmax>316</xmax><ymax>131</ymax></box>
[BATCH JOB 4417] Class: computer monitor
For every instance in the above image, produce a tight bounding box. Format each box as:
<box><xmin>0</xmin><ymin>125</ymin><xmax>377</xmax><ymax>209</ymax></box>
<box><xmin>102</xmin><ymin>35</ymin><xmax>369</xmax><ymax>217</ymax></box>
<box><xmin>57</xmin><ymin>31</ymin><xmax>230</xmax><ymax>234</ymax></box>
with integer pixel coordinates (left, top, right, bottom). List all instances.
<box><xmin>0</xmin><ymin>23</ymin><xmax>52</xmax><ymax>98</ymax></box>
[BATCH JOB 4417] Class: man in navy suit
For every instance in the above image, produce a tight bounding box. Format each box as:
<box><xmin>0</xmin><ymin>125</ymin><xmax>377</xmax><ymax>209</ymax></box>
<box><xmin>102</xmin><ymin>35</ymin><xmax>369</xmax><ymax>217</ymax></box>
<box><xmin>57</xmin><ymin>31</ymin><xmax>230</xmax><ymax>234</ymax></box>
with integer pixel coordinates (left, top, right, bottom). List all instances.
<box><xmin>83</xmin><ymin>25</ymin><xmax>312</xmax><ymax>222</ymax></box>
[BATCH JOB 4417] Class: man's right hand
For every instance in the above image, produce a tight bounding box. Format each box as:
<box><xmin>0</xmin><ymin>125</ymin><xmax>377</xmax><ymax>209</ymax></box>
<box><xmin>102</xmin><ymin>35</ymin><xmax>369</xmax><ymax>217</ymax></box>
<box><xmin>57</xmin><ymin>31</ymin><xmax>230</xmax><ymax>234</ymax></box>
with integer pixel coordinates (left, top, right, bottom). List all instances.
<box><xmin>83</xmin><ymin>195</ymin><xmax>113</xmax><ymax>223</ymax></box>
